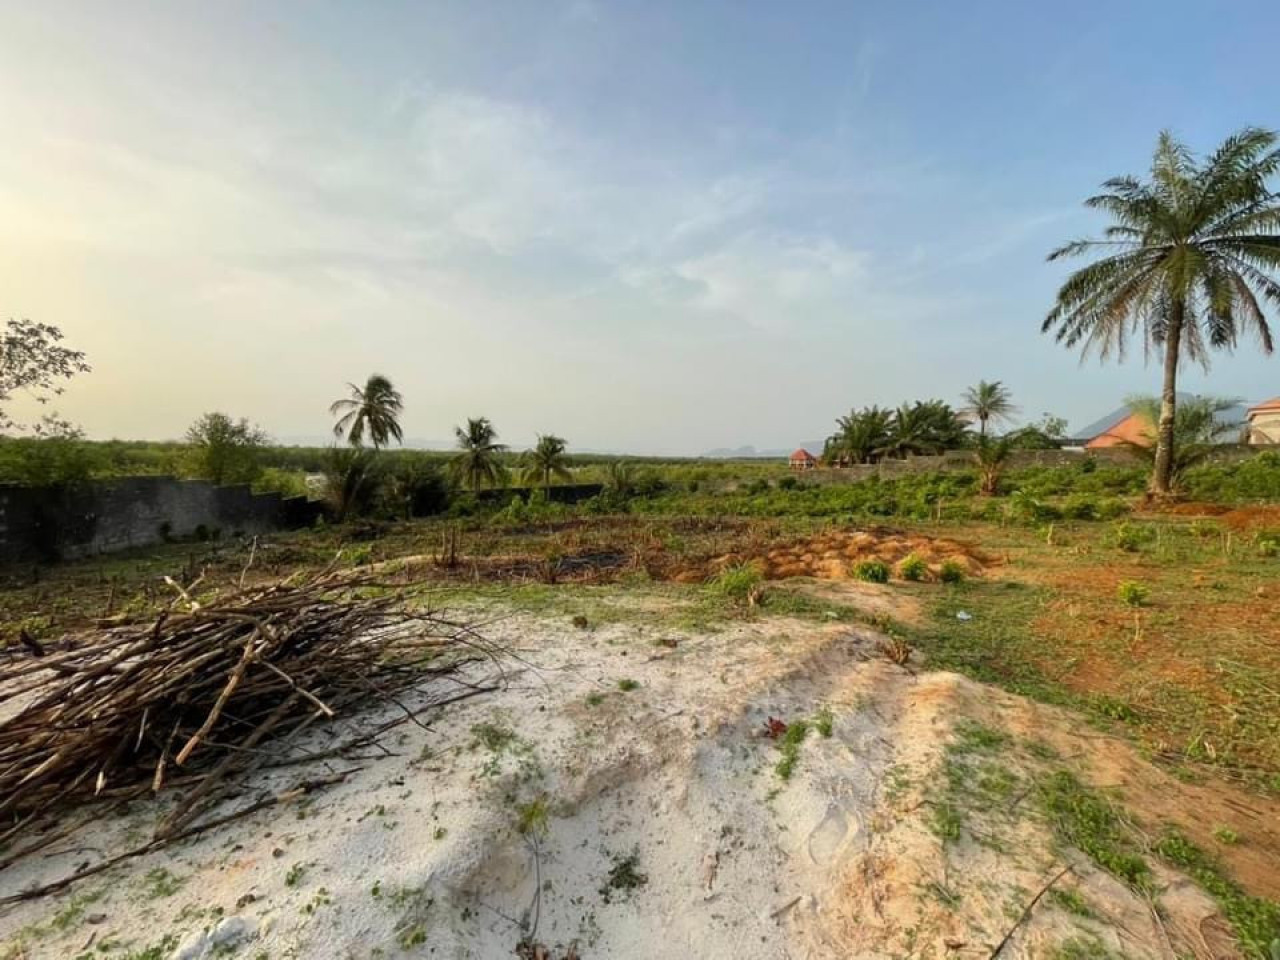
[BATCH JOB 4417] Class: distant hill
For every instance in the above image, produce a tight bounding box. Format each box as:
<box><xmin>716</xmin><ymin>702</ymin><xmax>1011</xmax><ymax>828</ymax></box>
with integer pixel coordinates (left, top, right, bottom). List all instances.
<box><xmin>700</xmin><ymin>442</ymin><xmax>824</xmax><ymax>459</ymax></box>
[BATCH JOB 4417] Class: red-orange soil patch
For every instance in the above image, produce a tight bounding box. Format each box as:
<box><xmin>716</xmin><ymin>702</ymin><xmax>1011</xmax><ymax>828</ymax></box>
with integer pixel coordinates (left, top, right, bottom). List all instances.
<box><xmin>668</xmin><ymin>529</ymin><xmax>991</xmax><ymax>583</ymax></box>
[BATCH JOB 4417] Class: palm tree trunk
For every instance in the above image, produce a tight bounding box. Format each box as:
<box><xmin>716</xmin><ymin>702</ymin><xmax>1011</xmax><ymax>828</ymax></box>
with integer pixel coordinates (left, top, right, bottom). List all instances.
<box><xmin>979</xmin><ymin>416</ymin><xmax>987</xmax><ymax>438</ymax></box>
<box><xmin>1150</xmin><ymin>299</ymin><xmax>1184</xmax><ymax>497</ymax></box>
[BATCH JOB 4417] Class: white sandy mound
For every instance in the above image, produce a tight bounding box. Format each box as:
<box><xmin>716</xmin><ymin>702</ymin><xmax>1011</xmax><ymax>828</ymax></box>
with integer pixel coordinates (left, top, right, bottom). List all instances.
<box><xmin>0</xmin><ymin>615</ymin><xmax>1233</xmax><ymax>959</ymax></box>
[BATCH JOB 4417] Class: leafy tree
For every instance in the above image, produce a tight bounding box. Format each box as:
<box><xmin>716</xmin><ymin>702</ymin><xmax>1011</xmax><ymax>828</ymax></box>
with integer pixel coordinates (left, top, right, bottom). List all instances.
<box><xmin>824</xmin><ymin>406</ymin><xmax>894</xmax><ymax>465</ymax></box>
<box><xmin>329</xmin><ymin>374</ymin><xmax>404</xmax><ymax>450</ymax></box>
<box><xmin>961</xmin><ymin>380</ymin><xmax>1017</xmax><ymax>437</ymax></box>
<box><xmin>1120</xmin><ymin>395</ymin><xmax>1242</xmax><ymax>490</ymax></box>
<box><xmin>0</xmin><ymin>427</ymin><xmax>101</xmax><ymax>487</ymax></box>
<box><xmin>520</xmin><ymin>434</ymin><xmax>571</xmax><ymax>490</ymax></box>
<box><xmin>1043</xmin><ymin>127</ymin><xmax>1279</xmax><ymax>497</ymax></box>
<box><xmin>384</xmin><ymin>457</ymin><xmax>450</xmax><ymax>519</ymax></box>
<box><xmin>449</xmin><ymin>417</ymin><xmax>508</xmax><ymax>493</ymax></box>
<box><xmin>0</xmin><ymin>319</ymin><xmax>91</xmax><ymax>434</ymax></box>
<box><xmin>183</xmin><ymin>413</ymin><xmax>268</xmax><ymax>485</ymax></box>
<box><xmin>974</xmin><ymin>435</ymin><xmax>1014</xmax><ymax>495</ymax></box>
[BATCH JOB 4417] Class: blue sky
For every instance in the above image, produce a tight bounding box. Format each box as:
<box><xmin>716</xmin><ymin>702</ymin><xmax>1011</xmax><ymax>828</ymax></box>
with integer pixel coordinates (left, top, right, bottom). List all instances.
<box><xmin>1</xmin><ymin>0</ymin><xmax>1278</xmax><ymax>453</ymax></box>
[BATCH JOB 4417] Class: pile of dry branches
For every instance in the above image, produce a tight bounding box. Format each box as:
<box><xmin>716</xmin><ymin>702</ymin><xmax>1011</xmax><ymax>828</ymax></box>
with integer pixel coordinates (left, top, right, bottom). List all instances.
<box><xmin>0</xmin><ymin>571</ymin><xmax>497</xmax><ymax>849</ymax></box>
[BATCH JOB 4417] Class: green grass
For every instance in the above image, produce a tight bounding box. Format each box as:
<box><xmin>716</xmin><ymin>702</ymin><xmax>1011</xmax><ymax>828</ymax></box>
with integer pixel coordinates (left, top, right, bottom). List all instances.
<box><xmin>1036</xmin><ymin>770</ymin><xmax>1150</xmax><ymax>889</ymax></box>
<box><xmin>1152</xmin><ymin>829</ymin><xmax>1280</xmax><ymax>957</ymax></box>
<box><xmin>1048</xmin><ymin>936</ymin><xmax>1122</xmax><ymax>960</ymax></box>
<box><xmin>1046</xmin><ymin>887</ymin><xmax>1095</xmax><ymax>918</ymax></box>
<box><xmin>928</xmin><ymin>720</ymin><xmax>1016</xmax><ymax>845</ymax></box>
<box><xmin>140</xmin><ymin>867</ymin><xmax>184</xmax><ymax>898</ymax></box>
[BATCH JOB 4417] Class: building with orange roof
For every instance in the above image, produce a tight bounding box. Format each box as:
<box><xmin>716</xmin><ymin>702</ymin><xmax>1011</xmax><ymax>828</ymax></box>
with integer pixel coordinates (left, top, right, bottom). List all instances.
<box><xmin>1246</xmin><ymin>397</ymin><xmax>1280</xmax><ymax>445</ymax></box>
<box><xmin>788</xmin><ymin>448</ymin><xmax>818</xmax><ymax>470</ymax></box>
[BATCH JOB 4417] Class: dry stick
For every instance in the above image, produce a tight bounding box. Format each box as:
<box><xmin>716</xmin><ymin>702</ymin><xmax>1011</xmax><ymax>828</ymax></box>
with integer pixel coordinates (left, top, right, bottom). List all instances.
<box><xmin>987</xmin><ymin>865</ymin><xmax>1073</xmax><ymax>958</ymax></box>
<box><xmin>0</xmin><ymin>770</ymin><xmax>359</xmax><ymax>906</ymax></box>
<box><xmin>157</xmin><ymin>692</ymin><xmax>302</xmax><ymax>839</ymax></box>
<box><xmin>173</xmin><ymin>631</ymin><xmax>261</xmax><ymax>766</ymax></box>
<box><xmin>239</xmin><ymin>536</ymin><xmax>258</xmax><ymax>589</ymax></box>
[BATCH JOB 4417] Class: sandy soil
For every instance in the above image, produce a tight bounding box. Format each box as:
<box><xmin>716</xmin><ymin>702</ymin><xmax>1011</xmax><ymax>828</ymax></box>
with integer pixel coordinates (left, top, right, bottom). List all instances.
<box><xmin>1</xmin><ymin>609</ymin><xmax>1271</xmax><ymax>960</ymax></box>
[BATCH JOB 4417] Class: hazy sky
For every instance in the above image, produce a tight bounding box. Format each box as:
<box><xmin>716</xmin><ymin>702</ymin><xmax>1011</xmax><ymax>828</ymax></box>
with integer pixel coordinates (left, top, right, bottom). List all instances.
<box><xmin>2</xmin><ymin>1</ymin><xmax>1278</xmax><ymax>454</ymax></box>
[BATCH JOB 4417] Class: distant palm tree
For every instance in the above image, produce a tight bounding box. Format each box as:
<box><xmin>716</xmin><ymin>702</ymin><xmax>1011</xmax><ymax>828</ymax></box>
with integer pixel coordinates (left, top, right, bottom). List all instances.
<box><xmin>961</xmin><ymin>381</ymin><xmax>1017</xmax><ymax>438</ymax></box>
<box><xmin>1043</xmin><ymin>127</ymin><xmax>1279</xmax><ymax>497</ymax></box>
<box><xmin>521</xmin><ymin>434</ymin><xmax>571</xmax><ymax>491</ymax></box>
<box><xmin>824</xmin><ymin>406</ymin><xmax>894</xmax><ymax>465</ymax></box>
<box><xmin>449</xmin><ymin>417</ymin><xmax>508</xmax><ymax>493</ymax></box>
<box><xmin>882</xmin><ymin>401</ymin><xmax>968</xmax><ymax>459</ymax></box>
<box><xmin>329</xmin><ymin>374</ymin><xmax>404</xmax><ymax>450</ymax></box>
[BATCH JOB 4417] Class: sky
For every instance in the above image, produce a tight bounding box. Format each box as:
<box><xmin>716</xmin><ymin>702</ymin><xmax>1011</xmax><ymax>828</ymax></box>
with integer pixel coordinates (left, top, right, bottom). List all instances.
<box><xmin>1</xmin><ymin>0</ymin><xmax>1278</xmax><ymax>455</ymax></box>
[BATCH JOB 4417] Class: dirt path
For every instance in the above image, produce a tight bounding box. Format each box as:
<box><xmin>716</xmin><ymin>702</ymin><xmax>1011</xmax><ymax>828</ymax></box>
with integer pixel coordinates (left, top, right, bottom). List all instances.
<box><xmin>2</xmin><ymin>611</ymin><xmax>1274</xmax><ymax>959</ymax></box>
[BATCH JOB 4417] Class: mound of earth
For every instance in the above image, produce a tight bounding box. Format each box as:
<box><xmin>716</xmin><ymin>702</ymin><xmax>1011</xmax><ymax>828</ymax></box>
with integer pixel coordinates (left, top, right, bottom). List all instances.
<box><xmin>2</xmin><ymin>611</ymin><xmax>1273</xmax><ymax>959</ymax></box>
<box><xmin>672</xmin><ymin>528</ymin><xmax>989</xmax><ymax>583</ymax></box>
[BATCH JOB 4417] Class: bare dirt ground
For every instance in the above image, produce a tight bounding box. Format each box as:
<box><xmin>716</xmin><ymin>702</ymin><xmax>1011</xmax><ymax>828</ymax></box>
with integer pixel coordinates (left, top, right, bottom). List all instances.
<box><xmin>5</xmin><ymin>603</ymin><xmax>1276</xmax><ymax>960</ymax></box>
<box><xmin>673</xmin><ymin>529</ymin><xmax>992</xmax><ymax>583</ymax></box>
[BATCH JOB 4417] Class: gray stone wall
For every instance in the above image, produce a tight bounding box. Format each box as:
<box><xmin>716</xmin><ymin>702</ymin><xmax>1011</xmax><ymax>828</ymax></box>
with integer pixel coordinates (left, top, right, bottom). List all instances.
<box><xmin>795</xmin><ymin>445</ymin><xmax>1261</xmax><ymax>485</ymax></box>
<box><xmin>0</xmin><ymin>477</ymin><xmax>321</xmax><ymax>563</ymax></box>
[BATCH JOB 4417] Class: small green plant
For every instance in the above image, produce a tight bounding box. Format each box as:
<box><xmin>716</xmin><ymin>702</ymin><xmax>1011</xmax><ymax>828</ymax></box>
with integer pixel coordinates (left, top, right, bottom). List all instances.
<box><xmin>600</xmin><ymin>848</ymin><xmax>648</xmax><ymax>903</ymax></box>
<box><xmin>515</xmin><ymin>796</ymin><xmax>551</xmax><ymax>838</ymax></box>
<box><xmin>617</xmin><ymin>678</ymin><xmax>639</xmax><ymax>692</ymax></box>
<box><xmin>585</xmin><ymin>692</ymin><xmax>604</xmax><ymax>706</ymax></box>
<box><xmin>813</xmin><ymin>705</ymin><xmax>834</xmax><ymax>738</ymax></box>
<box><xmin>1258</xmin><ymin>535</ymin><xmax>1279</xmax><ymax>558</ymax></box>
<box><xmin>398</xmin><ymin>924</ymin><xmax>428</xmax><ymax>949</ymax></box>
<box><xmin>852</xmin><ymin>559</ymin><xmax>890</xmax><ymax>583</ymax></box>
<box><xmin>285</xmin><ymin>862</ymin><xmax>306</xmax><ymax>887</ymax></box>
<box><xmin>938</xmin><ymin>560</ymin><xmax>965</xmax><ymax>584</ymax></box>
<box><xmin>1213</xmin><ymin>825</ymin><xmax>1241</xmax><ymax>846</ymax></box>
<box><xmin>302</xmin><ymin>887</ymin><xmax>332</xmax><ymax>915</ymax></box>
<box><xmin>897</xmin><ymin>553</ymin><xmax>928</xmax><ymax>581</ymax></box>
<box><xmin>775</xmin><ymin>719</ymin><xmax>811</xmax><ymax>781</ymax></box>
<box><xmin>1116</xmin><ymin>580</ymin><xmax>1148</xmax><ymax>607</ymax></box>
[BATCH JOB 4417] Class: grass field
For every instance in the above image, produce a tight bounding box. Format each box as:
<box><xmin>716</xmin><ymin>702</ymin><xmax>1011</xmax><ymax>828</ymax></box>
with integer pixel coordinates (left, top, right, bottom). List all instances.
<box><xmin>5</xmin><ymin>493</ymin><xmax>1277</xmax><ymax>795</ymax></box>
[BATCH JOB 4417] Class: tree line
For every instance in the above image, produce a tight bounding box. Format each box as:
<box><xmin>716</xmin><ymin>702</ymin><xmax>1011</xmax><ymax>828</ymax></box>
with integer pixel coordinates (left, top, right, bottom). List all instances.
<box><xmin>3</xmin><ymin>127</ymin><xmax>1278</xmax><ymax>502</ymax></box>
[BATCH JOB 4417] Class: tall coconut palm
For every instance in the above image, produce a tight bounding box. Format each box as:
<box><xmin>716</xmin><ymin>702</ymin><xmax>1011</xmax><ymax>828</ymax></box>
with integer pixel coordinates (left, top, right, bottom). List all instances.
<box><xmin>520</xmin><ymin>434</ymin><xmax>571</xmax><ymax>491</ymax></box>
<box><xmin>1043</xmin><ymin>127</ymin><xmax>1280</xmax><ymax>497</ymax></box>
<box><xmin>961</xmin><ymin>381</ymin><xmax>1017</xmax><ymax>437</ymax></box>
<box><xmin>330</xmin><ymin>374</ymin><xmax>404</xmax><ymax>450</ymax></box>
<box><xmin>449</xmin><ymin>417</ymin><xmax>508</xmax><ymax>493</ymax></box>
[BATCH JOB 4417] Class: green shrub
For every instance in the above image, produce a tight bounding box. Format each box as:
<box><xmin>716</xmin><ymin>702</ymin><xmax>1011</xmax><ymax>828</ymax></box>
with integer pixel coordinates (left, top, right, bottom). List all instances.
<box><xmin>1258</xmin><ymin>535</ymin><xmax>1279</xmax><ymax>559</ymax></box>
<box><xmin>897</xmin><ymin>553</ymin><xmax>928</xmax><ymax>581</ymax></box>
<box><xmin>939</xmin><ymin>560</ymin><xmax>965</xmax><ymax>584</ymax></box>
<box><xmin>1110</xmin><ymin>521</ymin><xmax>1153</xmax><ymax>552</ymax></box>
<box><xmin>712</xmin><ymin>563</ymin><xmax>763</xmax><ymax>600</ymax></box>
<box><xmin>1060</xmin><ymin>494</ymin><xmax>1101</xmax><ymax>521</ymax></box>
<box><xmin>852</xmin><ymin>560</ymin><xmax>890</xmax><ymax>583</ymax></box>
<box><xmin>1116</xmin><ymin>580</ymin><xmax>1148</xmax><ymax>607</ymax></box>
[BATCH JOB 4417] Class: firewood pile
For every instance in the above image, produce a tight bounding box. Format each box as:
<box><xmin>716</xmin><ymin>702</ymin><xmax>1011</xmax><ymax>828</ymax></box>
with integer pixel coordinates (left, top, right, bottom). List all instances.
<box><xmin>0</xmin><ymin>571</ymin><xmax>498</xmax><ymax>846</ymax></box>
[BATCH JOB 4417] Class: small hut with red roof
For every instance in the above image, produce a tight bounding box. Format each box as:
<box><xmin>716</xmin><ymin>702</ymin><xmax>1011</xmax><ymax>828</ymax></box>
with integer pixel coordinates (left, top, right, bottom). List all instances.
<box><xmin>788</xmin><ymin>448</ymin><xmax>818</xmax><ymax>471</ymax></box>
